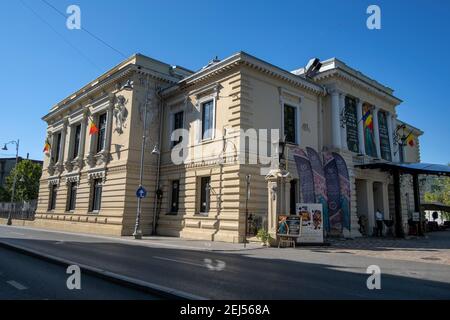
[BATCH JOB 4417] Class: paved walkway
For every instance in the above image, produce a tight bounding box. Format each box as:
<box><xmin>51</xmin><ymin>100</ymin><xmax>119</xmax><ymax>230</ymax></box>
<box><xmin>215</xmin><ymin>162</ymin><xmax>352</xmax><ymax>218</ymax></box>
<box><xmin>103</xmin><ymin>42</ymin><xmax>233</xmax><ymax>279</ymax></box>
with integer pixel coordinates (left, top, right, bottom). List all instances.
<box><xmin>324</xmin><ymin>231</ymin><xmax>450</xmax><ymax>265</ymax></box>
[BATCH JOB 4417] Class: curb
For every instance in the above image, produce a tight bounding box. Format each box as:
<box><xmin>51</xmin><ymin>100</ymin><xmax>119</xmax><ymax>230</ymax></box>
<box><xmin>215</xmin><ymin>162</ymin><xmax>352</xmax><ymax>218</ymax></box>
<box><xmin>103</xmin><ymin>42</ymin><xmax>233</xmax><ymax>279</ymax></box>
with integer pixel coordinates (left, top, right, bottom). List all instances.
<box><xmin>0</xmin><ymin>240</ymin><xmax>207</xmax><ymax>300</ymax></box>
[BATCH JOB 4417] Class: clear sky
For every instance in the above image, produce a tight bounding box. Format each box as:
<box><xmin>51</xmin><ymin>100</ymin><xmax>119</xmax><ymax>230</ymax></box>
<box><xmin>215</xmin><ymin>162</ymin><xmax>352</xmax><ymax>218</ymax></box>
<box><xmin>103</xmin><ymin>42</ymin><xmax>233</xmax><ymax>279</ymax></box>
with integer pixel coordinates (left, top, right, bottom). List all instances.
<box><xmin>1</xmin><ymin>0</ymin><xmax>449</xmax><ymax>164</ymax></box>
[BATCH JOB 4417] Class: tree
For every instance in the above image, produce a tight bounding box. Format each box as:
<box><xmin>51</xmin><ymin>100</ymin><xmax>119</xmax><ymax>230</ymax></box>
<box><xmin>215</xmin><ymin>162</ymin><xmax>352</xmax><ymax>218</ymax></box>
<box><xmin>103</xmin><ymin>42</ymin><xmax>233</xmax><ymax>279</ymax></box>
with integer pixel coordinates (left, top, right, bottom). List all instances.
<box><xmin>3</xmin><ymin>160</ymin><xmax>42</xmax><ymax>202</ymax></box>
<box><xmin>424</xmin><ymin>164</ymin><xmax>450</xmax><ymax>220</ymax></box>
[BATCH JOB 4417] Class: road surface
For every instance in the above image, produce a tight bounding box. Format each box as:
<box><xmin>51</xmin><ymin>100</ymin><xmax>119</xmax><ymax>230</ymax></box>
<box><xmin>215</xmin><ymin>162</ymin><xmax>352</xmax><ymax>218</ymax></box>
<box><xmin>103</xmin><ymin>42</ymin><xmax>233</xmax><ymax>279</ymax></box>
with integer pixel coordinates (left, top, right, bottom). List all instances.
<box><xmin>0</xmin><ymin>247</ymin><xmax>159</xmax><ymax>300</ymax></box>
<box><xmin>0</xmin><ymin>225</ymin><xmax>449</xmax><ymax>299</ymax></box>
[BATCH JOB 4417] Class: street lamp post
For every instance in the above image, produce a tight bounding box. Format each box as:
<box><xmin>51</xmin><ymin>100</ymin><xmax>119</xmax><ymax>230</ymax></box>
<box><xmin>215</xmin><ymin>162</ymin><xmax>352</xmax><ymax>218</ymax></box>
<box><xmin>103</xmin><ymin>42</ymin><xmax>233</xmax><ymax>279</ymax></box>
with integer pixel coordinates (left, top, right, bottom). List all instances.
<box><xmin>133</xmin><ymin>99</ymin><xmax>148</xmax><ymax>240</ymax></box>
<box><xmin>2</xmin><ymin>139</ymin><xmax>20</xmax><ymax>226</ymax></box>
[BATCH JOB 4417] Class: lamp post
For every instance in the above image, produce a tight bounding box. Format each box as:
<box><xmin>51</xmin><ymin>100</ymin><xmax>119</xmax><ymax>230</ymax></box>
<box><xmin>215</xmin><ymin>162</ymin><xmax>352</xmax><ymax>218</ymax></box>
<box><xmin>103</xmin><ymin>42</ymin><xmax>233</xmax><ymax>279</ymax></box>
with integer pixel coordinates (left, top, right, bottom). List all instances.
<box><xmin>244</xmin><ymin>174</ymin><xmax>251</xmax><ymax>248</ymax></box>
<box><xmin>2</xmin><ymin>139</ymin><xmax>20</xmax><ymax>226</ymax></box>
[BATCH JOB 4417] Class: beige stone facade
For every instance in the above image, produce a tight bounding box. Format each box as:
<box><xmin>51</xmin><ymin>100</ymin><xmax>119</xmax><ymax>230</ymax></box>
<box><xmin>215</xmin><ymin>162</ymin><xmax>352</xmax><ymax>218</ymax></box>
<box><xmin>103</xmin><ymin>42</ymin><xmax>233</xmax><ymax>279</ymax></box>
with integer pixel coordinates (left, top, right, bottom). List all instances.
<box><xmin>35</xmin><ymin>52</ymin><xmax>424</xmax><ymax>242</ymax></box>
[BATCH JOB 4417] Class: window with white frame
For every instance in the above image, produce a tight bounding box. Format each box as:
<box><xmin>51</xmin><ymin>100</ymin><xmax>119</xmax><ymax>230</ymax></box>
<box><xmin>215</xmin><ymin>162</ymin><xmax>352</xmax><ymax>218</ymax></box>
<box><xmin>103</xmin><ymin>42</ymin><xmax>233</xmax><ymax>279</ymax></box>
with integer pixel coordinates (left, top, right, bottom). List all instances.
<box><xmin>172</xmin><ymin>111</ymin><xmax>184</xmax><ymax>147</ymax></box>
<box><xmin>72</xmin><ymin>123</ymin><xmax>81</xmax><ymax>159</ymax></box>
<box><xmin>201</xmin><ymin>100</ymin><xmax>214</xmax><ymax>140</ymax></box>
<box><xmin>284</xmin><ymin>104</ymin><xmax>298</xmax><ymax>144</ymax></box>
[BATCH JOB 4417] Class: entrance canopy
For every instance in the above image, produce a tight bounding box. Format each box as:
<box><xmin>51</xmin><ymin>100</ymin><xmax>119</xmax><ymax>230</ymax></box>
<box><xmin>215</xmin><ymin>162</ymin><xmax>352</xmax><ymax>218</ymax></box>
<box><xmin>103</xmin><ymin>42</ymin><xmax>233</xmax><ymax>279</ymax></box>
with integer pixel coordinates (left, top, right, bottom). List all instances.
<box><xmin>421</xmin><ymin>202</ymin><xmax>450</xmax><ymax>213</ymax></box>
<box><xmin>356</xmin><ymin>162</ymin><xmax>450</xmax><ymax>177</ymax></box>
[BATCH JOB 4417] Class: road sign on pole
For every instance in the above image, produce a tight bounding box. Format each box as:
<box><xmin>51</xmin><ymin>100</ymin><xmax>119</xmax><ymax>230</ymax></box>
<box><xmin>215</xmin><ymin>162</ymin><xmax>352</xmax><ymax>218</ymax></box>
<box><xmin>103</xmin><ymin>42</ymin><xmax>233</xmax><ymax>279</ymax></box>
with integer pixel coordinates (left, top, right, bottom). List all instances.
<box><xmin>136</xmin><ymin>186</ymin><xmax>147</xmax><ymax>199</ymax></box>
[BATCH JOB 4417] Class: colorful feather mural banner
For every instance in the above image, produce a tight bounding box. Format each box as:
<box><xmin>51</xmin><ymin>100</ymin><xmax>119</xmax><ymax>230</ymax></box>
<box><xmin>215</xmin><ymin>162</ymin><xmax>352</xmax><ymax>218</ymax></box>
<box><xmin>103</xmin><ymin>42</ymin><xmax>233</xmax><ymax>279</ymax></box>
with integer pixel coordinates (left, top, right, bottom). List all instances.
<box><xmin>323</xmin><ymin>152</ymin><xmax>342</xmax><ymax>232</ymax></box>
<box><xmin>292</xmin><ymin>148</ymin><xmax>315</xmax><ymax>204</ymax></box>
<box><xmin>306</xmin><ymin>147</ymin><xmax>329</xmax><ymax>232</ymax></box>
<box><xmin>332</xmin><ymin>152</ymin><xmax>351</xmax><ymax>231</ymax></box>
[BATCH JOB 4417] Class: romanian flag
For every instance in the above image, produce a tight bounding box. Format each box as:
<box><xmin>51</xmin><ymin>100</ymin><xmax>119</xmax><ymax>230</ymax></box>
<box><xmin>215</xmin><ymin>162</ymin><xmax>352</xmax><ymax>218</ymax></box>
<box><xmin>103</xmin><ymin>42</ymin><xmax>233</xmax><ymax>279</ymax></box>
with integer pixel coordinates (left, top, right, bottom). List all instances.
<box><xmin>43</xmin><ymin>139</ymin><xmax>51</xmax><ymax>153</ymax></box>
<box><xmin>406</xmin><ymin>133</ymin><xmax>415</xmax><ymax>147</ymax></box>
<box><xmin>364</xmin><ymin>114</ymin><xmax>373</xmax><ymax>130</ymax></box>
<box><xmin>89</xmin><ymin>120</ymin><xmax>99</xmax><ymax>135</ymax></box>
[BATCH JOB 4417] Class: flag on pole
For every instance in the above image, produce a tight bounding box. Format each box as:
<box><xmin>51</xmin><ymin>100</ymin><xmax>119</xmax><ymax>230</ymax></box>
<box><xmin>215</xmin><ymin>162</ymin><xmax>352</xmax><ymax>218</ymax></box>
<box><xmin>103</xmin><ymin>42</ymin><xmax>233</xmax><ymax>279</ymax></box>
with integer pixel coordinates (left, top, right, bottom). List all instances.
<box><xmin>406</xmin><ymin>133</ymin><xmax>415</xmax><ymax>147</ymax></box>
<box><xmin>364</xmin><ymin>113</ymin><xmax>373</xmax><ymax>130</ymax></box>
<box><xmin>43</xmin><ymin>138</ymin><xmax>51</xmax><ymax>153</ymax></box>
<box><xmin>89</xmin><ymin>120</ymin><xmax>99</xmax><ymax>135</ymax></box>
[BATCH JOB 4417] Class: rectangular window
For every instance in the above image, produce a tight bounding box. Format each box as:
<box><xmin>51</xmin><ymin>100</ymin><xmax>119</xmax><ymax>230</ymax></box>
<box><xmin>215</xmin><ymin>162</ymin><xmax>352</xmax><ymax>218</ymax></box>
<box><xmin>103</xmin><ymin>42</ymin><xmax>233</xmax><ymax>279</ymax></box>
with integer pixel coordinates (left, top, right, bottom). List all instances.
<box><xmin>169</xmin><ymin>180</ymin><xmax>180</xmax><ymax>214</ymax></box>
<box><xmin>199</xmin><ymin>176</ymin><xmax>211</xmax><ymax>214</ymax></box>
<box><xmin>67</xmin><ymin>182</ymin><xmax>77</xmax><ymax>212</ymax></box>
<box><xmin>201</xmin><ymin>100</ymin><xmax>214</xmax><ymax>140</ymax></box>
<box><xmin>96</xmin><ymin>113</ymin><xmax>107</xmax><ymax>153</ymax></box>
<box><xmin>49</xmin><ymin>184</ymin><xmax>57</xmax><ymax>211</ymax></box>
<box><xmin>72</xmin><ymin>124</ymin><xmax>81</xmax><ymax>159</ymax></box>
<box><xmin>284</xmin><ymin>104</ymin><xmax>297</xmax><ymax>144</ymax></box>
<box><xmin>53</xmin><ymin>132</ymin><xmax>62</xmax><ymax>163</ymax></box>
<box><xmin>172</xmin><ymin>111</ymin><xmax>184</xmax><ymax>147</ymax></box>
<box><xmin>91</xmin><ymin>178</ymin><xmax>103</xmax><ymax>212</ymax></box>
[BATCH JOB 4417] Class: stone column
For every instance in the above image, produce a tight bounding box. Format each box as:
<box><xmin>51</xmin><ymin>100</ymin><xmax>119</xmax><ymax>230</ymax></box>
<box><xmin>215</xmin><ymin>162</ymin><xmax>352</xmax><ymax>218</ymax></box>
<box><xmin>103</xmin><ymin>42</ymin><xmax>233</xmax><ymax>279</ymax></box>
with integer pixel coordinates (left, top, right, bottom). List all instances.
<box><xmin>76</xmin><ymin>110</ymin><xmax>88</xmax><ymax>169</ymax></box>
<box><xmin>391</xmin><ymin>114</ymin><xmax>400</xmax><ymax>162</ymax></box>
<box><xmin>58</xmin><ymin>119</ymin><xmax>68</xmax><ymax>165</ymax></box>
<box><xmin>330</xmin><ymin>90</ymin><xmax>342</xmax><ymax>149</ymax></box>
<box><xmin>265</xmin><ymin>169</ymin><xmax>292</xmax><ymax>243</ymax></box>
<box><xmin>373</xmin><ymin>107</ymin><xmax>381</xmax><ymax>158</ymax></box>
<box><xmin>103</xmin><ymin>97</ymin><xmax>115</xmax><ymax>157</ymax></box>
<box><xmin>339</xmin><ymin>93</ymin><xmax>348</xmax><ymax>150</ymax></box>
<box><xmin>356</xmin><ymin>99</ymin><xmax>365</xmax><ymax>155</ymax></box>
<box><xmin>386</xmin><ymin>112</ymin><xmax>395</xmax><ymax>162</ymax></box>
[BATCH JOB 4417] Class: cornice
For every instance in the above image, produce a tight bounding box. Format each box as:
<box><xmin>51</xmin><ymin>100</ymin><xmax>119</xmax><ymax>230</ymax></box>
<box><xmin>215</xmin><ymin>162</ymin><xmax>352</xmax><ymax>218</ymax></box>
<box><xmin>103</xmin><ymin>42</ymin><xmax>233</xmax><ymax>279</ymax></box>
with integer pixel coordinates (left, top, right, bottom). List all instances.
<box><xmin>316</xmin><ymin>69</ymin><xmax>402</xmax><ymax>105</ymax></box>
<box><xmin>162</xmin><ymin>51</ymin><xmax>326</xmax><ymax>98</ymax></box>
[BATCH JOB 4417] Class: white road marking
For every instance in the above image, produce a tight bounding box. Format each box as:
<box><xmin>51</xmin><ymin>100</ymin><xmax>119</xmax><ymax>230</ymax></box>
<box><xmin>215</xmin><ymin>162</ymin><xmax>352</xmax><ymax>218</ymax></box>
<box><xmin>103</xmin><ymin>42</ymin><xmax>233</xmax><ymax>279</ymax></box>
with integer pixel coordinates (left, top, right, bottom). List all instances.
<box><xmin>153</xmin><ymin>256</ymin><xmax>205</xmax><ymax>267</ymax></box>
<box><xmin>7</xmin><ymin>280</ymin><xmax>28</xmax><ymax>290</ymax></box>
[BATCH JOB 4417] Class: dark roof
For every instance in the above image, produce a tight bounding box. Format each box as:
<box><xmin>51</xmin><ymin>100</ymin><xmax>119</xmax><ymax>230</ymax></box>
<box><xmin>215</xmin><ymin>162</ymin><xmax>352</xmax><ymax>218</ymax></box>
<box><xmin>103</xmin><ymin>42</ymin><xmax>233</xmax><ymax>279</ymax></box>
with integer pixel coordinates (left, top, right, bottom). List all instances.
<box><xmin>421</xmin><ymin>202</ymin><xmax>450</xmax><ymax>212</ymax></box>
<box><xmin>356</xmin><ymin>162</ymin><xmax>450</xmax><ymax>176</ymax></box>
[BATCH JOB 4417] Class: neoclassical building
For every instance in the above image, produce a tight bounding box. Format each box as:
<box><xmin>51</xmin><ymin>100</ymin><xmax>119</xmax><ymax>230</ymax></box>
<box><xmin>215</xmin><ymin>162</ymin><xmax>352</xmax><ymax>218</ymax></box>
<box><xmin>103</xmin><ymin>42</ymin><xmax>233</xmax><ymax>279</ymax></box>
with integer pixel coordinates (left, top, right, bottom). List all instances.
<box><xmin>34</xmin><ymin>52</ymin><xmax>425</xmax><ymax>242</ymax></box>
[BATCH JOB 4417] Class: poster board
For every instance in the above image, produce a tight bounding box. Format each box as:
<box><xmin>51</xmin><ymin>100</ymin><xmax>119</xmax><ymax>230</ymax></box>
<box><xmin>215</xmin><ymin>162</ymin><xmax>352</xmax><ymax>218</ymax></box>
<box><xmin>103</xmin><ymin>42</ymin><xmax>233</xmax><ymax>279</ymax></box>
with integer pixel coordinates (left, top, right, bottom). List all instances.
<box><xmin>277</xmin><ymin>215</ymin><xmax>301</xmax><ymax>238</ymax></box>
<box><xmin>296</xmin><ymin>203</ymin><xmax>324</xmax><ymax>244</ymax></box>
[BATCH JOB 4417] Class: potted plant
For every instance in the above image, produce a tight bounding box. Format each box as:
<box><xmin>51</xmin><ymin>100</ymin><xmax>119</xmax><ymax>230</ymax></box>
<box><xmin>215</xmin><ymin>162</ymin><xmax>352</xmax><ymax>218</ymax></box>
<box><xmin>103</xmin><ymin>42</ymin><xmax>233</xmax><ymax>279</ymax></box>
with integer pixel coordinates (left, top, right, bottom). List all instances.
<box><xmin>256</xmin><ymin>228</ymin><xmax>272</xmax><ymax>246</ymax></box>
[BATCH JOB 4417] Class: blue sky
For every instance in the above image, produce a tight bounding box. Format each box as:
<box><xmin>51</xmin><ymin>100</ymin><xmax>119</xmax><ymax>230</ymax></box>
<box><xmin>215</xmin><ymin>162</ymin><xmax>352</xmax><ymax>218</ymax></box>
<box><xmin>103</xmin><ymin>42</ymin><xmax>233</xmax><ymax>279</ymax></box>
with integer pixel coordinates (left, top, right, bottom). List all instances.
<box><xmin>0</xmin><ymin>0</ymin><xmax>449</xmax><ymax>164</ymax></box>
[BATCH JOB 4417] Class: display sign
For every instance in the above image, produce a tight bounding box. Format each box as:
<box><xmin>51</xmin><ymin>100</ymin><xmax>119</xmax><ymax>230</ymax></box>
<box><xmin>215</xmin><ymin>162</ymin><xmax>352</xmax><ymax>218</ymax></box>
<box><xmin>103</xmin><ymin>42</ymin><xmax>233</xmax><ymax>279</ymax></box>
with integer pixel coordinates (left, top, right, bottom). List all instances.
<box><xmin>345</xmin><ymin>97</ymin><xmax>359</xmax><ymax>153</ymax></box>
<box><xmin>378</xmin><ymin>111</ymin><xmax>392</xmax><ymax>161</ymax></box>
<box><xmin>296</xmin><ymin>203</ymin><xmax>324</xmax><ymax>243</ymax></box>
<box><xmin>412</xmin><ymin>211</ymin><xmax>420</xmax><ymax>222</ymax></box>
<box><xmin>277</xmin><ymin>215</ymin><xmax>301</xmax><ymax>237</ymax></box>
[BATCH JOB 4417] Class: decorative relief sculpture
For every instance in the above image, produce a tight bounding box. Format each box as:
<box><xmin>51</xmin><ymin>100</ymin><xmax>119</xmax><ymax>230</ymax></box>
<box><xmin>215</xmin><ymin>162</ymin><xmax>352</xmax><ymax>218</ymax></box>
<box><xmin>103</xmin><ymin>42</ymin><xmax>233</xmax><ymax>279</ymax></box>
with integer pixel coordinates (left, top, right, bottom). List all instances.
<box><xmin>113</xmin><ymin>95</ymin><xmax>128</xmax><ymax>134</ymax></box>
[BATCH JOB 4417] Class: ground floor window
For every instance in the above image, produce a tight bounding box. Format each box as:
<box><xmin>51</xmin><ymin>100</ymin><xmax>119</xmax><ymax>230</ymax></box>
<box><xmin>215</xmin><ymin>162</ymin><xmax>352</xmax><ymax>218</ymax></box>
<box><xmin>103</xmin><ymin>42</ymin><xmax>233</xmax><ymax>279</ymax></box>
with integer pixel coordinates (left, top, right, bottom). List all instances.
<box><xmin>199</xmin><ymin>176</ymin><xmax>211</xmax><ymax>214</ymax></box>
<box><xmin>67</xmin><ymin>182</ymin><xmax>77</xmax><ymax>212</ymax></box>
<box><xmin>48</xmin><ymin>184</ymin><xmax>57</xmax><ymax>211</ymax></box>
<box><xmin>91</xmin><ymin>179</ymin><xmax>103</xmax><ymax>212</ymax></box>
<box><xmin>169</xmin><ymin>180</ymin><xmax>180</xmax><ymax>214</ymax></box>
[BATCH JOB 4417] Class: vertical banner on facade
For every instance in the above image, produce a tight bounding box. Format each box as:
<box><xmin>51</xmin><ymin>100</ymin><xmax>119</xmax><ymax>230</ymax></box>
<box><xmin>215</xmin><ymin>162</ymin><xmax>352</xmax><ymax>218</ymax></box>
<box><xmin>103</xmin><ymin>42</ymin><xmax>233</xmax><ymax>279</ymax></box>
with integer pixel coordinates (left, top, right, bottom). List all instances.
<box><xmin>363</xmin><ymin>103</ymin><xmax>377</xmax><ymax>158</ymax></box>
<box><xmin>344</xmin><ymin>97</ymin><xmax>359</xmax><ymax>153</ymax></box>
<box><xmin>292</xmin><ymin>148</ymin><xmax>315</xmax><ymax>203</ymax></box>
<box><xmin>332</xmin><ymin>152</ymin><xmax>351</xmax><ymax>231</ymax></box>
<box><xmin>378</xmin><ymin>111</ymin><xmax>392</xmax><ymax>161</ymax></box>
<box><xmin>296</xmin><ymin>203</ymin><xmax>324</xmax><ymax>243</ymax></box>
<box><xmin>306</xmin><ymin>147</ymin><xmax>329</xmax><ymax>232</ymax></box>
<box><xmin>323</xmin><ymin>153</ymin><xmax>342</xmax><ymax>232</ymax></box>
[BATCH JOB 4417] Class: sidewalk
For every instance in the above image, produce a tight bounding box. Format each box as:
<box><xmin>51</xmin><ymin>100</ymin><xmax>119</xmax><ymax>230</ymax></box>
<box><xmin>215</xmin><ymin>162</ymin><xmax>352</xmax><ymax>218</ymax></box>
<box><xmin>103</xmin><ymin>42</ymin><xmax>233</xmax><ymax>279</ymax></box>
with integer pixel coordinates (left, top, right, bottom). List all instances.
<box><xmin>0</xmin><ymin>222</ymin><xmax>263</xmax><ymax>252</ymax></box>
<box><xmin>323</xmin><ymin>231</ymin><xmax>450</xmax><ymax>265</ymax></box>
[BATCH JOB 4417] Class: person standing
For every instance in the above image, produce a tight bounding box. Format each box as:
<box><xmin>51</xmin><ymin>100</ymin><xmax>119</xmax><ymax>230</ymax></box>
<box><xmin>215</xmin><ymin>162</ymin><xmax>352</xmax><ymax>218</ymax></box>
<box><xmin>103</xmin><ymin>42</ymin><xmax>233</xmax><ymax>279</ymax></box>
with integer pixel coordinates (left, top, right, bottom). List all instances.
<box><xmin>375</xmin><ymin>209</ymin><xmax>384</xmax><ymax>237</ymax></box>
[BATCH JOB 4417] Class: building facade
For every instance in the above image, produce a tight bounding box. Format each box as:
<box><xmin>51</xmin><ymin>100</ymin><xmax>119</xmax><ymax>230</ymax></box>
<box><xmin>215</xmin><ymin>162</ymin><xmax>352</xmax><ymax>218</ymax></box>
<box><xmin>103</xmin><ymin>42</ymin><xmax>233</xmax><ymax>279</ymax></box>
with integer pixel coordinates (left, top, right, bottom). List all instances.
<box><xmin>35</xmin><ymin>52</ymin><xmax>423</xmax><ymax>242</ymax></box>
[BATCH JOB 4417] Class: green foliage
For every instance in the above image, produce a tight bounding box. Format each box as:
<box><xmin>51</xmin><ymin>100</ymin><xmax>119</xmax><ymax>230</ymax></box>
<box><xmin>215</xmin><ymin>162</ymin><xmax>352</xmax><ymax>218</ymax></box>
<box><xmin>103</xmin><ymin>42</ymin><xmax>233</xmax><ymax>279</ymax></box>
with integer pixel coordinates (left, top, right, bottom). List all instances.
<box><xmin>4</xmin><ymin>160</ymin><xmax>42</xmax><ymax>202</ymax></box>
<box><xmin>0</xmin><ymin>185</ymin><xmax>9</xmax><ymax>202</ymax></box>
<box><xmin>256</xmin><ymin>228</ymin><xmax>272</xmax><ymax>246</ymax></box>
<box><xmin>424</xmin><ymin>165</ymin><xmax>450</xmax><ymax>220</ymax></box>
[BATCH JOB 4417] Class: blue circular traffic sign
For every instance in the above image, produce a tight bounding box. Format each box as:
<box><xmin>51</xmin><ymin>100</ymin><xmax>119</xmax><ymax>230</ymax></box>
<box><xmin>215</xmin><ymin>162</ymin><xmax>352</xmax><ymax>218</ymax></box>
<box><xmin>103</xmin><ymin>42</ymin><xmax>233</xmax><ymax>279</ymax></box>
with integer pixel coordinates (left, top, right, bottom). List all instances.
<box><xmin>136</xmin><ymin>186</ymin><xmax>147</xmax><ymax>199</ymax></box>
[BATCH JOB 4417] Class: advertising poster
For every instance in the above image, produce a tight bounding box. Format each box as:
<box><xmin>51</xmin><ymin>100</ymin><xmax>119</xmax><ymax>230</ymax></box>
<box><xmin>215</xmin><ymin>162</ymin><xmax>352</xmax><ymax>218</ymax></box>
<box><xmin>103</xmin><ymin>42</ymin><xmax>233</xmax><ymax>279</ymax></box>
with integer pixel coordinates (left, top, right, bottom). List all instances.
<box><xmin>296</xmin><ymin>203</ymin><xmax>324</xmax><ymax>243</ymax></box>
<box><xmin>277</xmin><ymin>215</ymin><xmax>301</xmax><ymax>237</ymax></box>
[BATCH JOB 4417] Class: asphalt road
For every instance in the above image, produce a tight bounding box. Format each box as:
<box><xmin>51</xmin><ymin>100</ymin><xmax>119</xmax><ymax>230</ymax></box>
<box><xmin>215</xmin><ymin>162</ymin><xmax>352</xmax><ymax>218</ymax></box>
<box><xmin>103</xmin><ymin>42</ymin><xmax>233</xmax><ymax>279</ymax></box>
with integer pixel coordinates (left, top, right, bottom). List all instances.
<box><xmin>0</xmin><ymin>226</ymin><xmax>449</xmax><ymax>299</ymax></box>
<box><xmin>0</xmin><ymin>247</ymin><xmax>159</xmax><ymax>300</ymax></box>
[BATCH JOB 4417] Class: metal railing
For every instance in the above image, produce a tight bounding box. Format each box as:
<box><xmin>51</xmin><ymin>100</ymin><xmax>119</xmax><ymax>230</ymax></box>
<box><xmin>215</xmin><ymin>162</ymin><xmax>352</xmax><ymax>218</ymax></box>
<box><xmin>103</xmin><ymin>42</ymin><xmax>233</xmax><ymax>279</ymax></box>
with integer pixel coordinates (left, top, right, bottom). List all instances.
<box><xmin>0</xmin><ymin>200</ymin><xmax>37</xmax><ymax>221</ymax></box>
